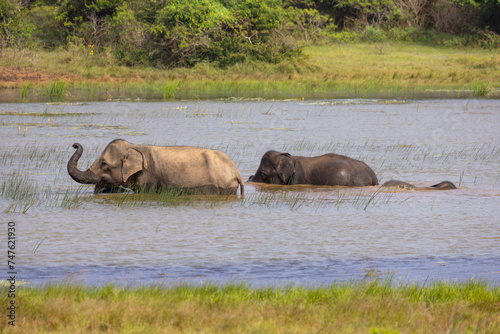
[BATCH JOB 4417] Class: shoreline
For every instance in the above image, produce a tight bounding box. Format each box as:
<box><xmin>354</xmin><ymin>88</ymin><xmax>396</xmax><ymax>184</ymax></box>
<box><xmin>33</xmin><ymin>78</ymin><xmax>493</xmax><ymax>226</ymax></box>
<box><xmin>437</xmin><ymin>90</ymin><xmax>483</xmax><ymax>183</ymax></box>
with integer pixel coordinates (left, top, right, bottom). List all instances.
<box><xmin>1</xmin><ymin>43</ymin><xmax>499</xmax><ymax>101</ymax></box>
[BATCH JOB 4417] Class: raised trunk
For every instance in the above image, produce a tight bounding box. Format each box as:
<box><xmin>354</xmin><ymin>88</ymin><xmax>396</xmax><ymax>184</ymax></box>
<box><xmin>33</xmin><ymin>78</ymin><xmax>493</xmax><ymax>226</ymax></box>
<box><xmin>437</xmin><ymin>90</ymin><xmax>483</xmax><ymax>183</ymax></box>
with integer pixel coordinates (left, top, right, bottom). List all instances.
<box><xmin>67</xmin><ymin>143</ymin><xmax>100</xmax><ymax>184</ymax></box>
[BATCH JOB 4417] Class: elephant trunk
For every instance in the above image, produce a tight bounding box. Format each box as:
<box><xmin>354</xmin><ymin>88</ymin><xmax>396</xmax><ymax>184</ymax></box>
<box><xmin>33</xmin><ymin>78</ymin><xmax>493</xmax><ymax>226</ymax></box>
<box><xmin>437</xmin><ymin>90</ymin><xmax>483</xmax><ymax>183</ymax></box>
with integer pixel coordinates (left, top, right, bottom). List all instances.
<box><xmin>67</xmin><ymin>143</ymin><xmax>100</xmax><ymax>184</ymax></box>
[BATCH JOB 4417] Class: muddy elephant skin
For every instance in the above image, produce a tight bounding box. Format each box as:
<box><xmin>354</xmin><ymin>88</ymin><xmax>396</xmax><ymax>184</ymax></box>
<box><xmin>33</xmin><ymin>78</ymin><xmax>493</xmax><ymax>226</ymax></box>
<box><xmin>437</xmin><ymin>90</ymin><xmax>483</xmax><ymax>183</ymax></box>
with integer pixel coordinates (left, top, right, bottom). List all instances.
<box><xmin>68</xmin><ymin>139</ymin><xmax>244</xmax><ymax>195</ymax></box>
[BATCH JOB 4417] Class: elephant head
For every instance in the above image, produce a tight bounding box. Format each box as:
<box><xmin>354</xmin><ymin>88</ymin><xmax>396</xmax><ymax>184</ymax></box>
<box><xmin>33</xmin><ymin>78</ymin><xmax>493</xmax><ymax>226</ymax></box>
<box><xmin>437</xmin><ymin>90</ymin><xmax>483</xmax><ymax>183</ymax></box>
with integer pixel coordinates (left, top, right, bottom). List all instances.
<box><xmin>67</xmin><ymin>139</ymin><xmax>147</xmax><ymax>193</ymax></box>
<box><xmin>249</xmin><ymin>151</ymin><xmax>295</xmax><ymax>185</ymax></box>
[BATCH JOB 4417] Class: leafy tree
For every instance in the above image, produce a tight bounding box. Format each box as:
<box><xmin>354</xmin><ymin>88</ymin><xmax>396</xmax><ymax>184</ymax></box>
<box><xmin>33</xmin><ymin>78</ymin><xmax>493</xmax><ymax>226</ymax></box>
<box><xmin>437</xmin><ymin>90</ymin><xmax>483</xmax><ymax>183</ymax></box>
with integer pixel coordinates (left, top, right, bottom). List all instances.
<box><xmin>57</xmin><ymin>0</ymin><xmax>124</xmax><ymax>47</ymax></box>
<box><xmin>0</xmin><ymin>0</ymin><xmax>36</xmax><ymax>49</ymax></box>
<box><xmin>454</xmin><ymin>0</ymin><xmax>500</xmax><ymax>32</ymax></box>
<box><xmin>111</xmin><ymin>0</ymin><xmax>303</xmax><ymax>68</ymax></box>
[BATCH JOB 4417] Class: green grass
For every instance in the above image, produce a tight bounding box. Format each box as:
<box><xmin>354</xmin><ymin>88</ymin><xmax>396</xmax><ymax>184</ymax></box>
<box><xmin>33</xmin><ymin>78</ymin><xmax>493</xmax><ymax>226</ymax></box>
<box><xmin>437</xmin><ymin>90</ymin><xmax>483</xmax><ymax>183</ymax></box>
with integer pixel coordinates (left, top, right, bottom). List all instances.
<box><xmin>162</xmin><ymin>81</ymin><xmax>181</xmax><ymax>100</ymax></box>
<box><xmin>45</xmin><ymin>81</ymin><xmax>67</xmax><ymax>100</ymax></box>
<box><xmin>471</xmin><ymin>81</ymin><xmax>491</xmax><ymax>96</ymax></box>
<box><xmin>21</xmin><ymin>81</ymin><xmax>31</xmax><ymax>99</ymax></box>
<box><xmin>1</xmin><ymin>43</ymin><xmax>499</xmax><ymax>99</ymax></box>
<box><xmin>1</xmin><ymin>280</ymin><xmax>498</xmax><ymax>333</ymax></box>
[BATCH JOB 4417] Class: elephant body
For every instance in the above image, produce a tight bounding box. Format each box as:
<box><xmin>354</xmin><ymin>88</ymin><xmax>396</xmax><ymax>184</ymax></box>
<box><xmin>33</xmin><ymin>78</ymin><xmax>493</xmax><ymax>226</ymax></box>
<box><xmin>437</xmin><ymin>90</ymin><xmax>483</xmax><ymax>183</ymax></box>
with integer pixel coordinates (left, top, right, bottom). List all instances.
<box><xmin>249</xmin><ymin>150</ymin><xmax>457</xmax><ymax>190</ymax></box>
<box><xmin>249</xmin><ymin>151</ymin><xmax>379</xmax><ymax>186</ymax></box>
<box><xmin>68</xmin><ymin>139</ymin><xmax>244</xmax><ymax>195</ymax></box>
<box><xmin>382</xmin><ymin>180</ymin><xmax>457</xmax><ymax>190</ymax></box>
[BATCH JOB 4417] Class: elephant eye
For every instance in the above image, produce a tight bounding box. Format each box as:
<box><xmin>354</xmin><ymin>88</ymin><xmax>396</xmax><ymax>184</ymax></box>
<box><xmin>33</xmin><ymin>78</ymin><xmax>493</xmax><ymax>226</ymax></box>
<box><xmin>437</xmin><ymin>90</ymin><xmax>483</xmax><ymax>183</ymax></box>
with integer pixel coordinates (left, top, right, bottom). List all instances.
<box><xmin>101</xmin><ymin>161</ymin><xmax>109</xmax><ymax>169</ymax></box>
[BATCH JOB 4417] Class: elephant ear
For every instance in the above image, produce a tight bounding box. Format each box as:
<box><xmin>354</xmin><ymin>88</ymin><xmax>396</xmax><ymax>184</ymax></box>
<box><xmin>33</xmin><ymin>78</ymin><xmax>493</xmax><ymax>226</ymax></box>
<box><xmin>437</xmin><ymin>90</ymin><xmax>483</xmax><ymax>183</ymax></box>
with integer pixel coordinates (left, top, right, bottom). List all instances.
<box><xmin>122</xmin><ymin>148</ymin><xmax>147</xmax><ymax>183</ymax></box>
<box><xmin>276</xmin><ymin>153</ymin><xmax>295</xmax><ymax>184</ymax></box>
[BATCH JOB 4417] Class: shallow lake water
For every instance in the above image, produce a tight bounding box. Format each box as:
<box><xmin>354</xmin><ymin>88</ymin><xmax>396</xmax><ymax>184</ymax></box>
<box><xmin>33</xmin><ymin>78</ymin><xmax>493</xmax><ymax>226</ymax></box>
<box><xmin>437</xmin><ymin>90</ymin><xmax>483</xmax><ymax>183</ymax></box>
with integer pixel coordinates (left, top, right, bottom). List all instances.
<box><xmin>1</xmin><ymin>98</ymin><xmax>499</xmax><ymax>286</ymax></box>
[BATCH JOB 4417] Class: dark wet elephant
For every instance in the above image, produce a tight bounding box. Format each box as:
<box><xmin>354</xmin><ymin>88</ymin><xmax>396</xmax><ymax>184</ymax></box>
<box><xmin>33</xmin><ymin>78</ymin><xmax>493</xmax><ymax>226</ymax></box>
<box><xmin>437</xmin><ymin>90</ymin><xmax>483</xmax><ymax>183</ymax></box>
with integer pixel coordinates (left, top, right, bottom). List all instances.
<box><xmin>381</xmin><ymin>180</ymin><xmax>457</xmax><ymax>190</ymax></box>
<box><xmin>68</xmin><ymin>139</ymin><xmax>244</xmax><ymax>195</ymax></box>
<box><xmin>249</xmin><ymin>150</ymin><xmax>457</xmax><ymax>190</ymax></box>
<box><xmin>248</xmin><ymin>150</ymin><xmax>379</xmax><ymax>186</ymax></box>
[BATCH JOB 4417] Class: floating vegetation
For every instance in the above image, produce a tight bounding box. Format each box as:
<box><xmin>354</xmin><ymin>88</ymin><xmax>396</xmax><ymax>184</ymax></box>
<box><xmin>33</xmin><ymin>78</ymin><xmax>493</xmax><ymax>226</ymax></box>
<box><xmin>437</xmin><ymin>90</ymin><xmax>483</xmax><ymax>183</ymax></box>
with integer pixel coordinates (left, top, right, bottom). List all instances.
<box><xmin>74</xmin><ymin>124</ymin><xmax>128</xmax><ymax>130</ymax></box>
<box><xmin>255</xmin><ymin>127</ymin><xmax>300</xmax><ymax>131</ymax></box>
<box><xmin>98</xmin><ymin>187</ymin><xmax>240</xmax><ymax>208</ymax></box>
<box><xmin>308</xmin><ymin>99</ymin><xmax>408</xmax><ymax>106</ymax></box>
<box><xmin>238</xmin><ymin>186</ymin><xmax>406</xmax><ymax>211</ymax></box>
<box><xmin>0</xmin><ymin>109</ymin><xmax>93</xmax><ymax>117</ymax></box>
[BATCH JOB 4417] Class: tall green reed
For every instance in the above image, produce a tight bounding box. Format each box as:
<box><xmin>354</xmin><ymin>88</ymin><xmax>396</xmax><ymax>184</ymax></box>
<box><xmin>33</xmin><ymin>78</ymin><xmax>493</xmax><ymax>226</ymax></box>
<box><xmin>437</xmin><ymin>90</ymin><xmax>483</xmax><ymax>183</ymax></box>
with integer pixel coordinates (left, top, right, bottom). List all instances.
<box><xmin>162</xmin><ymin>81</ymin><xmax>180</xmax><ymax>100</ymax></box>
<box><xmin>1</xmin><ymin>174</ymin><xmax>39</xmax><ymax>213</ymax></box>
<box><xmin>21</xmin><ymin>81</ymin><xmax>31</xmax><ymax>99</ymax></box>
<box><xmin>471</xmin><ymin>81</ymin><xmax>490</xmax><ymax>97</ymax></box>
<box><xmin>46</xmin><ymin>81</ymin><xmax>67</xmax><ymax>99</ymax></box>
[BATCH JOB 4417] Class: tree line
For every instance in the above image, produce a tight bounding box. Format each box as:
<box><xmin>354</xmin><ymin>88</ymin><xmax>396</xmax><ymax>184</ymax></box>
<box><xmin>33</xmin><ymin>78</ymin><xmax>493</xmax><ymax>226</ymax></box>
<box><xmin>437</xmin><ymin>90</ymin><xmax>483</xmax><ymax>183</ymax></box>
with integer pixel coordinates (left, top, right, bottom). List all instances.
<box><xmin>1</xmin><ymin>0</ymin><xmax>499</xmax><ymax>68</ymax></box>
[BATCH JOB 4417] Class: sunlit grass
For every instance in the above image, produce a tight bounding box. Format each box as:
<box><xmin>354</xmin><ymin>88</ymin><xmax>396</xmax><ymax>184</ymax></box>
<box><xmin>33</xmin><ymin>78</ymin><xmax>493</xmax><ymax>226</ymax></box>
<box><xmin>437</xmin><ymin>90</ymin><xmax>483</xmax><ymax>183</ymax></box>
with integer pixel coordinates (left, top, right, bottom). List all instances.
<box><xmin>3</xmin><ymin>280</ymin><xmax>499</xmax><ymax>333</ymax></box>
<box><xmin>1</xmin><ymin>43</ymin><xmax>499</xmax><ymax>99</ymax></box>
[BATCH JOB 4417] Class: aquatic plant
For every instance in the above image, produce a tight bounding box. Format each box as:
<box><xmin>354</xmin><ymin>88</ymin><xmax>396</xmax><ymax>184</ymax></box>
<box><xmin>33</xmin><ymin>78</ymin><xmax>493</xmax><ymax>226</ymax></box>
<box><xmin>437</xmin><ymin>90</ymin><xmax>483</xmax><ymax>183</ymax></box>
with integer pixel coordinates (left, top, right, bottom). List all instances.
<box><xmin>0</xmin><ymin>174</ymin><xmax>38</xmax><ymax>202</ymax></box>
<box><xmin>21</xmin><ymin>81</ymin><xmax>31</xmax><ymax>99</ymax></box>
<box><xmin>471</xmin><ymin>81</ymin><xmax>490</xmax><ymax>97</ymax></box>
<box><xmin>46</xmin><ymin>81</ymin><xmax>67</xmax><ymax>99</ymax></box>
<box><xmin>1</xmin><ymin>174</ymin><xmax>39</xmax><ymax>213</ymax></box>
<box><xmin>162</xmin><ymin>82</ymin><xmax>181</xmax><ymax>100</ymax></box>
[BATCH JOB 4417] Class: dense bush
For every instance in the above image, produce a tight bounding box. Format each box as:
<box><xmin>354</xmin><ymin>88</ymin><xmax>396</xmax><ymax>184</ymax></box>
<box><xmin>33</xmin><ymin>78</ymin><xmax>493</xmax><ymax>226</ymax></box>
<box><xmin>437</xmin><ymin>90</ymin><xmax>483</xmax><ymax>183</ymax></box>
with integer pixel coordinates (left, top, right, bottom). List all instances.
<box><xmin>0</xmin><ymin>0</ymin><xmax>36</xmax><ymax>49</ymax></box>
<box><xmin>1</xmin><ymin>0</ymin><xmax>498</xmax><ymax>67</ymax></box>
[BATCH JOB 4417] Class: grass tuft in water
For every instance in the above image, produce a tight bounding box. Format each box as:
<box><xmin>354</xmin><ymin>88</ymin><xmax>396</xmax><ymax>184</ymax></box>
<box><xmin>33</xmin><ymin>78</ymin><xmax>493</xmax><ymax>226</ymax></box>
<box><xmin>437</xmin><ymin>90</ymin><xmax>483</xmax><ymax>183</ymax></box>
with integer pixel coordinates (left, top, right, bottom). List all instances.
<box><xmin>471</xmin><ymin>81</ymin><xmax>490</xmax><ymax>96</ymax></box>
<box><xmin>60</xmin><ymin>187</ymin><xmax>85</xmax><ymax>209</ymax></box>
<box><xmin>1</xmin><ymin>174</ymin><xmax>39</xmax><ymax>213</ymax></box>
<box><xmin>162</xmin><ymin>81</ymin><xmax>181</xmax><ymax>100</ymax></box>
<box><xmin>1</xmin><ymin>174</ymin><xmax>38</xmax><ymax>202</ymax></box>
<box><xmin>46</xmin><ymin>81</ymin><xmax>67</xmax><ymax>100</ymax></box>
<box><xmin>21</xmin><ymin>81</ymin><xmax>31</xmax><ymax>99</ymax></box>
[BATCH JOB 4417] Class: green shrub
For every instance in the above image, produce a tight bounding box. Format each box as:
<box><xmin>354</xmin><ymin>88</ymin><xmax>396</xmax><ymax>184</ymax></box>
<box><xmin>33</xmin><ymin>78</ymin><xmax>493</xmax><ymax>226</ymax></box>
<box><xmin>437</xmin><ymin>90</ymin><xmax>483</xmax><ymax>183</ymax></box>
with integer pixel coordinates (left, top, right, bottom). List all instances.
<box><xmin>0</xmin><ymin>0</ymin><xmax>37</xmax><ymax>49</ymax></box>
<box><xmin>110</xmin><ymin>0</ymin><xmax>304</xmax><ymax>68</ymax></box>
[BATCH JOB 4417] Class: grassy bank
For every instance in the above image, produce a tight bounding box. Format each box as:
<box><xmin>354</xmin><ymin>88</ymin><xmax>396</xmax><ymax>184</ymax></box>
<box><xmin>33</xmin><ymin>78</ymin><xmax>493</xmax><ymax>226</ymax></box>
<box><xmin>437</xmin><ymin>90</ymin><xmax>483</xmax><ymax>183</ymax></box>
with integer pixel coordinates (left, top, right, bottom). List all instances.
<box><xmin>1</xmin><ymin>43</ymin><xmax>499</xmax><ymax>99</ymax></box>
<box><xmin>1</xmin><ymin>280</ymin><xmax>499</xmax><ymax>333</ymax></box>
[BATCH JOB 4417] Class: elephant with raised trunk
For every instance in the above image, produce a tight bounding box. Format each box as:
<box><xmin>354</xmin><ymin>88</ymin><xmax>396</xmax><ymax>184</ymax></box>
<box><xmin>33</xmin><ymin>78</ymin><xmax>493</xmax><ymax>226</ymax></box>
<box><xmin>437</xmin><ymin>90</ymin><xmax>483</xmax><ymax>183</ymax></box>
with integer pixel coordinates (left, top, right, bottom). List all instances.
<box><xmin>248</xmin><ymin>150</ymin><xmax>379</xmax><ymax>186</ymax></box>
<box><xmin>68</xmin><ymin>139</ymin><xmax>244</xmax><ymax>195</ymax></box>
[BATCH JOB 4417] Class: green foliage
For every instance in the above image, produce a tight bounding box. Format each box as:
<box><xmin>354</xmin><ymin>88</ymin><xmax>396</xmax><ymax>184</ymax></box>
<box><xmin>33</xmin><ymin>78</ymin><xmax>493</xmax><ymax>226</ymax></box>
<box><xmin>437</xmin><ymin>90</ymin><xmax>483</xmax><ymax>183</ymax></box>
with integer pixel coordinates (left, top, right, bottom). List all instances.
<box><xmin>2</xmin><ymin>0</ymin><xmax>500</xmax><ymax>68</ymax></box>
<box><xmin>471</xmin><ymin>81</ymin><xmax>490</xmax><ymax>96</ymax></box>
<box><xmin>110</xmin><ymin>0</ymin><xmax>304</xmax><ymax>68</ymax></box>
<box><xmin>0</xmin><ymin>0</ymin><xmax>37</xmax><ymax>49</ymax></box>
<box><xmin>29</xmin><ymin>5</ymin><xmax>62</xmax><ymax>48</ymax></box>
<box><xmin>339</xmin><ymin>0</ymin><xmax>401</xmax><ymax>27</ymax></box>
<box><xmin>163</xmin><ymin>82</ymin><xmax>181</xmax><ymax>100</ymax></box>
<box><xmin>56</xmin><ymin>0</ymin><xmax>123</xmax><ymax>48</ymax></box>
